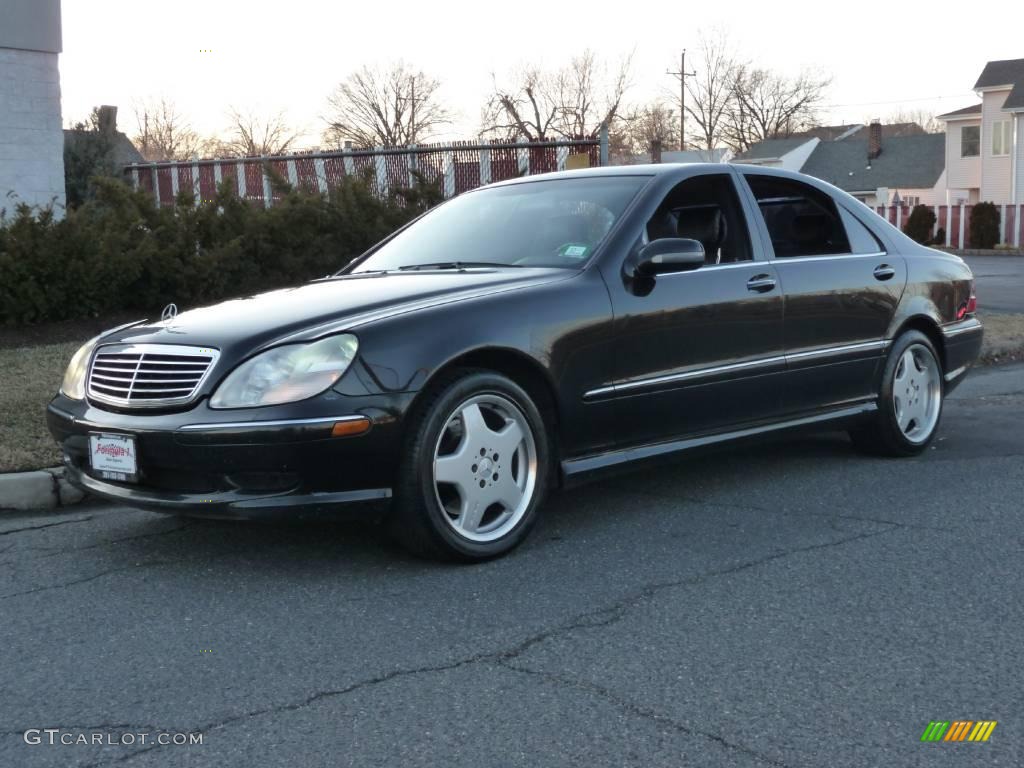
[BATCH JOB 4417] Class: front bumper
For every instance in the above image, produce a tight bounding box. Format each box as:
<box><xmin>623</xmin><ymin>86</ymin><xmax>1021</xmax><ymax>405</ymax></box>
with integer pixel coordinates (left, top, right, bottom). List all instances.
<box><xmin>47</xmin><ymin>391</ymin><xmax>413</xmax><ymax>518</ymax></box>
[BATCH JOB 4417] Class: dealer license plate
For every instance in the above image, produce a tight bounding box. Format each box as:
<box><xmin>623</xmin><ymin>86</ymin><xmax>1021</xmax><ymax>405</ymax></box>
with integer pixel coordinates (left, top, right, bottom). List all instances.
<box><xmin>88</xmin><ymin>433</ymin><xmax>138</xmax><ymax>483</ymax></box>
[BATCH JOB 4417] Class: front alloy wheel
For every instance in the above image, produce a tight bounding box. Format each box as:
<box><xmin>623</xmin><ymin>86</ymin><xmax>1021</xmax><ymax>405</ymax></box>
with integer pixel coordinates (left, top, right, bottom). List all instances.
<box><xmin>392</xmin><ymin>370</ymin><xmax>549</xmax><ymax>561</ymax></box>
<box><xmin>432</xmin><ymin>394</ymin><xmax>538</xmax><ymax>542</ymax></box>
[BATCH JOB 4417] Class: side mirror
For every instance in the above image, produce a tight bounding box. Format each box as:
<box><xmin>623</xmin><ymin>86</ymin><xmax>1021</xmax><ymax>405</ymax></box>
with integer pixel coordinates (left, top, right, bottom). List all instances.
<box><xmin>634</xmin><ymin>238</ymin><xmax>705</xmax><ymax>277</ymax></box>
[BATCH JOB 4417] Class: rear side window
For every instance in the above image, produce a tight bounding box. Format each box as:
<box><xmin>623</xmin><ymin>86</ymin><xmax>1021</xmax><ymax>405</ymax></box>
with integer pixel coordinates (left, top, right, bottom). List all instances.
<box><xmin>838</xmin><ymin>207</ymin><xmax>884</xmax><ymax>254</ymax></box>
<box><xmin>744</xmin><ymin>175</ymin><xmax>851</xmax><ymax>258</ymax></box>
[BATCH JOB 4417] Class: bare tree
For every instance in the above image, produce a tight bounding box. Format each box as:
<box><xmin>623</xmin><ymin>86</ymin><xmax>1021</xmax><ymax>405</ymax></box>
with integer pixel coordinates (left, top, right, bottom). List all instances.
<box><xmin>218</xmin><ymin>107</ymin><xmax>303</xmax><ymax>157</ymax></box>
<box><xmin>323</xmin><ymin>62</ymin><xmax>452</xmax><ymax>148</ymax></box>
<box><xmin>482</xmin><ymin>50</ymin><xmax>632</xmax><ymax>141</ymax></box>
<box><xmin>881</xmin><ymin>108</ymin><xmax>942</xmax><ymax>134</ymax></box>
<box><xmin>681</xmin><ymin>32</ymin><xmax>736</xmax><ymax>151</ymax></box>
<box><xmin>132</xmin><ymin>98</ymin><xmax>203</xmax><ymax>161</ymax></box>
<box><xmin>616</xmin><ymin>101</ymin><xmax>679</xmax><ymax>159</ymax></box>
<box><xmin>722</xmin><ymin>66</ymin><xmax>831</xmax><ymax>153</ymax></box>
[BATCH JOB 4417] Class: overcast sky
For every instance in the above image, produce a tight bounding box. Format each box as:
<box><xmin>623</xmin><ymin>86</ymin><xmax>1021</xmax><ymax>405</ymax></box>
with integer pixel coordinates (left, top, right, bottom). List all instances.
<box><xmin>60</xmin><ymin>0</ymin><xmax>1021</xmax><ymax>146</ymax></box>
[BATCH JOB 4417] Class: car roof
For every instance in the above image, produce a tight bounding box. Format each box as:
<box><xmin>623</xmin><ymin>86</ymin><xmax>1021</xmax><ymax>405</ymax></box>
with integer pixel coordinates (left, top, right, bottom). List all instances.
<box><xmin>486</xmin><ymin>162</ymin><xmax>825</xmax><ymax>188</ymax></box>
<box><xmin>486</xmin><ymin>162</ymin><xmax>715</xmax><ymax>187</ymax></box>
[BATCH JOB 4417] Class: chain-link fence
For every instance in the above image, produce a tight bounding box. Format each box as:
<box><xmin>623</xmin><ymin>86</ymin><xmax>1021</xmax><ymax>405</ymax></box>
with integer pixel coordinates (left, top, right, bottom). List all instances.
<box><xmin>125</xmin><ymin>135</ymin><xmax>608</xmax><ymax>208</ymax></box>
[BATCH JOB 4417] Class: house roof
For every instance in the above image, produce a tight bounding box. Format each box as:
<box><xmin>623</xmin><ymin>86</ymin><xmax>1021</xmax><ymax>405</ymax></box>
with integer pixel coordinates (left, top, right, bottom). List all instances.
<box><xmin>936</xmin><ymin>103</ymin><xmax>982</xmax><ymax>120</ymax></box>
<box><xmin>974</xmin><ymin>58</ymin><xmax>1024</xmax><ymax>89</ymax></box>
<box><xmin>63</xmin><ymin>129</ymin><xmax>145</xmax><ymax>167</ymax></box>
<box><xmin>733</xmin><ymin>137</ymin><xmax>811</xmax><ymax>161</ymax></box>
<box><xmin>795</xmin><ymin>122</ymin><xmax>926</xmax><ymax>141</ymax></box>
<box><xmin>800</xmin><ymin>133</ymin><xmax>946</xmax><ymax>193</ymax></box>
<box><xmin>1005</xmin><ymin>83</ymin><xmax>1024</xmax><ymax>110</ymax></box>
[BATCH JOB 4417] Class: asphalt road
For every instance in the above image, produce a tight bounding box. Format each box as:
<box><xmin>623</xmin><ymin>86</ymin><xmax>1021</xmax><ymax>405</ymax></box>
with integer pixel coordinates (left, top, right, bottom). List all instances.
<box><xmin>2</xmin><ymin>365</ymin><xmax>1023</xmax><ymax>768</ymax></box>
<box><xmin>963</xmin><ymin>255</ymin><xmax>1024</xmax><ymax>314</ymax></box>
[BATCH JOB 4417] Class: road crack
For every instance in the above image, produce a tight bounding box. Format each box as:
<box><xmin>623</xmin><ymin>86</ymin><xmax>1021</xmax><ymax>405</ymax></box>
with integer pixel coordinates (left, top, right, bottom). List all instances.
<box><xmin>497</xmin><ymin>660</ymin><xmax>794</xmax><ymax>767</ymax></box>
<box><xmin>80</xmin><ymin>526</ymin><xmax>894</xmax><ymax>766</ymax></box>
<box><xmin>0</xmin><ymin>516</ymin><xmax>94</xmax><ymax>537</ymax></box>
<box><xmin>0</xmin><ymin>560</ymin><xmax>180</xmax><ymax>601</ymax></box>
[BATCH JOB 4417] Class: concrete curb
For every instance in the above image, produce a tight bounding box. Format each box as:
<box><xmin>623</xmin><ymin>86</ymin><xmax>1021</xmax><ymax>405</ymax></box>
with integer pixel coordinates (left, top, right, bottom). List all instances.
<box><xmin>0</xmin><ymin>467</ymin><xmax>85</xmax><ymax>513</ymax></box>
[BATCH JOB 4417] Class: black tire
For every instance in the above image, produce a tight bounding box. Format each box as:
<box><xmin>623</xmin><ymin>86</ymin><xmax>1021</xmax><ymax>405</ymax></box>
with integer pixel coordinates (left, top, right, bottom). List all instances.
<box><xmin>389</xmin><ymin>369</ymin><xmax>550</xmax><ymax>562</ymax></box>
<box><xmin>849</xmin><ymin>330</ymin><xmax>944</xmax><ymax>457</ymax></box>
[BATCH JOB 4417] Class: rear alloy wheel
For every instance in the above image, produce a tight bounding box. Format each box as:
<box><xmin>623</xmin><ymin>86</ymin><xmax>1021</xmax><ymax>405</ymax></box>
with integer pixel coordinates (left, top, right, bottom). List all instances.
<box><xmin>391</xmin><ymin>370</ymin><xmax>549</xmax><ymax>561</ymax></box>
<box><xmin>850</xmin><ymin>330</ymin><xmax>944</xmax><ymax>456</ymax></box>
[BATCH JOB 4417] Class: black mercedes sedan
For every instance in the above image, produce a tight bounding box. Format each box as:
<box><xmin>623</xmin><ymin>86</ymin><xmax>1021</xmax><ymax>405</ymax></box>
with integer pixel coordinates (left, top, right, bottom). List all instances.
<box><xmin>48</xmin><ymin>164</ymin><xmax>983</xmax><ymax>561</ymax></box>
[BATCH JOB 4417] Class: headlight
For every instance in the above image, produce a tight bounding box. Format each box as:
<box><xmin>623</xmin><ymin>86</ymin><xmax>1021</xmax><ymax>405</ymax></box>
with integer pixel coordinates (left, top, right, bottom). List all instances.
<box><xmin>60</xmin><ymin>335</ymin><xmax>101</xmax><ymax>400</ymax></box>
<box><xmin>210</xmin><ymin>334</ymin><xmax>358</xmax><ymax>409</ymax></box>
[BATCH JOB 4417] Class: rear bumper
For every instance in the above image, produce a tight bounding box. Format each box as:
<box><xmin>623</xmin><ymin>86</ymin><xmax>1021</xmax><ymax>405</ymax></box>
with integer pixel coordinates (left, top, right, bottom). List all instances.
<box><xmin>47</xmin><ymin>390</ymin><xmax>412</xmax><ymax>518</ymax></box>
<box><xmin>941</xmin><ymin>317</ymin><xmax>983</xmax><ymax>394</ymax></box>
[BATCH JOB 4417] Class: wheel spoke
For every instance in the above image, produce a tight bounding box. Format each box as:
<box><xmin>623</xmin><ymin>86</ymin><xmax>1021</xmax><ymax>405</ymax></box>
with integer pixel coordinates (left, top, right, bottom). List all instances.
<box><xmin>894</xmin><ymin>351</ymin><xmax>912</xmax><ymax>386</ymax></box>
<box><xmin>435</xmin><ymin>453</ymin><xmax>470</xmax><ymax>488</ymax></box>
<box><xmin>493</xmin><ymin>418</ymin><xmax>525</xmax><ymax>458</ymax></box>
<box><xmin>457</xmin><ymin>500</ymin><xmax>486</xmax><ymax>533</ymax></box>
<box><xmin>458</xmin><ymin>403</ymin><xmax>489</xmax><ymax>446</ymax></box>
<box><xmin>493</xmin><ymin>475</ymin><xmax>525</xmax><ymax>513</ymax></box>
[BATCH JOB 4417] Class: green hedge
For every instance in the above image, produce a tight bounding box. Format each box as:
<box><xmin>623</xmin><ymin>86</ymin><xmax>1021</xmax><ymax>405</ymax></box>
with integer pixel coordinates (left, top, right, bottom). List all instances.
<box><xmin>0</xmin><ymin>172</ymin><xmax>443</xmax><ymax>326</ymax></box>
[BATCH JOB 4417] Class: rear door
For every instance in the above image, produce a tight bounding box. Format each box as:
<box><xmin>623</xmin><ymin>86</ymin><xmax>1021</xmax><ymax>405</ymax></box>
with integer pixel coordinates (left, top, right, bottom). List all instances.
<box><xmin>738</xmin><ymin>172</ymin><xmax>907</xmax><ymax>414</ymax></box>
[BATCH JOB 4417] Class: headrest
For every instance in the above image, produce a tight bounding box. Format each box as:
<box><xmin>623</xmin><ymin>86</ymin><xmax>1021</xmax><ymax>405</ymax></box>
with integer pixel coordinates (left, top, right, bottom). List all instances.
<box><xmin>676</xmin><ymin>207</ymin><xmax>726</xmax><ymax>251</ymax></box>
<box><xmin>647</xmin><ymin>209</ymin><xmax>679</xmax><ymax>241</ymax></box>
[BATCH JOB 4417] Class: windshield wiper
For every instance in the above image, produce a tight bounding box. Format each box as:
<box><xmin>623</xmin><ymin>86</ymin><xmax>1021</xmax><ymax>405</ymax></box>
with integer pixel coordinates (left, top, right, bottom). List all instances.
<box><xmin>397</xmin><ymin>261</ymin><xmax>521</xmax><ymax>271</ymax></box>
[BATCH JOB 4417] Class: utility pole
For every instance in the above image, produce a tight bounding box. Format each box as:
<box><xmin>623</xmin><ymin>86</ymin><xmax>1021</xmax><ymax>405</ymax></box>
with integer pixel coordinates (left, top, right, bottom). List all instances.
<box><xmin>667</xmin><ymin>51</ymin><xmax>696</xmax><ymax>152</ymax></box>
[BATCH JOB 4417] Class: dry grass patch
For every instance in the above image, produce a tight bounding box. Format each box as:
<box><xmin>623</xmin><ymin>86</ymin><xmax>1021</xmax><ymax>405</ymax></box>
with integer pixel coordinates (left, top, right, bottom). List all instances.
<box><xmin>979</xmin><ymin>313</ymin><xmax>1024</xmax><ymax>365</ymax></box>
<box><xmin>0</xmin><ymin>341</ymin><xmax>78</xmax><ymax>472</ymax></box>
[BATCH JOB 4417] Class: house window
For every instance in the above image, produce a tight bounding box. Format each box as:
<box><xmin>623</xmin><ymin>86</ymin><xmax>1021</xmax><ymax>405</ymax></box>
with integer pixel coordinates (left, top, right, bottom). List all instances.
<box><xmin>992</xmin><ymin>120</ymin><xmax>1011</xmax><ymax>156</ymax></box>
<box><xmin>961</xmin><ymin>125</ymin><xmax>980</xmax><ymax>157</ymax></box>
<box><xmin>903</xmin><ymin>195</ymin><xmax>921</xmax><ymax>208</ymax></box>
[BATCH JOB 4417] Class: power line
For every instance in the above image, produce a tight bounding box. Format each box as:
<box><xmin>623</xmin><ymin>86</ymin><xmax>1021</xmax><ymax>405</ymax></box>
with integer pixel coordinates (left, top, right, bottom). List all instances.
<box><xmin>666</xmin><ymin>51</ymin><xmax>696</xmax><ymax>151</ymax></box>
<box><xmin>821</xmin><ymin>92</ymin><xmax>976</xmax><ymax>109</ymax></box>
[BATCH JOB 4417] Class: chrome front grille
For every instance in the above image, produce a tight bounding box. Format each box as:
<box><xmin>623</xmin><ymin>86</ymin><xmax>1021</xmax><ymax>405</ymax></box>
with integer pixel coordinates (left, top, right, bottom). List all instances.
<box><xmin>87</xmin><ymin>344</ymin><xmax>220</xmax><ymax>408</ymax></box>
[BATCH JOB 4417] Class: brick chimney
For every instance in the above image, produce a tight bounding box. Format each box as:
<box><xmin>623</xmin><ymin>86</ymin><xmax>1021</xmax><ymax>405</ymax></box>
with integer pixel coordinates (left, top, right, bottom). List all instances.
<box><xmin>97</xmin><ymin>105</ymin><xmax>118</xmax><ymax>135</ymax></box>
<box><xmin>867</xmin><ymin>119</ymin><xmax>882</xmax><ymax>161</ymax></box>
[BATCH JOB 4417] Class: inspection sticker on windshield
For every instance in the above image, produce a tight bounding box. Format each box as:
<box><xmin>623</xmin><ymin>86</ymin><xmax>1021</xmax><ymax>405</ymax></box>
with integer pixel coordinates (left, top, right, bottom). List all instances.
<box><xmin>89</xmin><ymin>433</ymin><xmax>138</xmax><ymax>482</ymax></box>
<box><xmin>561</xmin><ymin>244</ymin><xmax>589</xmax><ymax>259</ymax></box>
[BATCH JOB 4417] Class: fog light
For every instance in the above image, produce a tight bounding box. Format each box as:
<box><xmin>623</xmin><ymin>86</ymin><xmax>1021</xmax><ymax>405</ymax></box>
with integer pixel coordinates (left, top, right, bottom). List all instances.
<box><xmin>332</xmin><ymin>418</ymin><xmax>371</xmax><ymax>437</ymax></box>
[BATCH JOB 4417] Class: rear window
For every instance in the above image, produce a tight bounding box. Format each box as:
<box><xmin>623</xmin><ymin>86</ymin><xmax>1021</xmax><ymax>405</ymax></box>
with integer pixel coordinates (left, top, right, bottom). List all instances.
<box><xmin>744</xmin><ymin>175</ymin><xmax>852</xmax><ymax>258</ymax></box>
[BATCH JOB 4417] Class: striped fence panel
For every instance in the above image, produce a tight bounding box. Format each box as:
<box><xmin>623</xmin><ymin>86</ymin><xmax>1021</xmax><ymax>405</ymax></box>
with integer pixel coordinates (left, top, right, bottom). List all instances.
<box><xmin>873</xmin><ymin>204</ymin><xmax>1024</xmax><ymax>250</ymax></box>
<box><xmin>125</xmin><ymin>137</ymin><xmax>605</xmax><ymax>209</ymax></box>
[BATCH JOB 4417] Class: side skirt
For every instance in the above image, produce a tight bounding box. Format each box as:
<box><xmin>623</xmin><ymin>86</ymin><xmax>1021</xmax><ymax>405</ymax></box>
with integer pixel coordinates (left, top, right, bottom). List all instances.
<box><xmin>561</xmin><ymin>402</ymin><xmax>877</xmax><ymax>482</ymax></box>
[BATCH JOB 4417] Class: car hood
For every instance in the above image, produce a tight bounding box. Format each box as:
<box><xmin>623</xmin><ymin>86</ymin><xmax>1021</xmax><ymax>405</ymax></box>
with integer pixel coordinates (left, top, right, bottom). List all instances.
<box><xmin>102</xmin><ymin>267</ymin><xmax>570</xmax><ymax>354</ymax></box>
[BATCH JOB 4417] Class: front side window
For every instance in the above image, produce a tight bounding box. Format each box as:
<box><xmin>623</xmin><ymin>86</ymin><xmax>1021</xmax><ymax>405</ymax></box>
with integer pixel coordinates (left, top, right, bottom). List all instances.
<box><xmin>350</xmin><ymin>176</ymin><xmax>648</xmax><ymax>273</ymax></box>
<box><xmin>961</xmin><ymin>125</ymin><xmax>980</xmax><ymax>157</ymax></box>
<box><xmin>743</xmin><ymin>174</ymin><xmax>851</xmax><ymax>258</ymax></box>
<box><xmin>644</xmin><ymin>174</ymin><xmax>753</xmax><ymax>264</ymax></box>
<box><xmin>992</xmin><ymin>120</ymin><xmax>1011</xmax><ymax>156</ymax></box>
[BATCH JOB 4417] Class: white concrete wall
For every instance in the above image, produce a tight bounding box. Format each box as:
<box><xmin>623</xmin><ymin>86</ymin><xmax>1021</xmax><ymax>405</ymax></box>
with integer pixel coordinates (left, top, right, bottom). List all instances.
<box><xmin>0</xmin><ymin>47</ymin><xmax>65</xmax><ymax>214</ymax></box>
<box><xmin>944</xmin><ymin>119</ymin><xmax>981</xmax><ymax>191</ymax></box>
<box><xmin>981</xmin><ymin>89</ymin><xmax>1012</xmax><ymax>203</ymax></box>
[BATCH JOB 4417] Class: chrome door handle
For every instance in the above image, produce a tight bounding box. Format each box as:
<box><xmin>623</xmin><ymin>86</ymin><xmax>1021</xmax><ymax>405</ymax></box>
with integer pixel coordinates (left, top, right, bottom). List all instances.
<box><xmin>746</xmin><ymin>274</ymin><xmax>776</xmax><ymax>293</ymax></box>
<box><xmin>873</xmin><ymin>264</ymin><xmax>896</xmax><ymax>281</ymax></box>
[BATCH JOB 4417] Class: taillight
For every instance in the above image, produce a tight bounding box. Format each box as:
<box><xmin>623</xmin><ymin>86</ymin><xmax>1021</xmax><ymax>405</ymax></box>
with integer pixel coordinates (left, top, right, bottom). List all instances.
<box><xmin>957</xmin><ymin>284</ymin><xmax>977</xmax><ymax>320</ymax></box>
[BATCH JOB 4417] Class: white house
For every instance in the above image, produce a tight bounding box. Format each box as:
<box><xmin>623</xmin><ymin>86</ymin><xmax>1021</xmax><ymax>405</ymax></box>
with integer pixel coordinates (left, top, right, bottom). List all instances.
<box><xmin>0</xmin><ymin>0</ymin><xmax>65</xmax><ymax>213</ymax></box>
<box><xmin>937</xmin><ymin>58</ymin><xmax>1024</xmax><ymax>206</ymax></box>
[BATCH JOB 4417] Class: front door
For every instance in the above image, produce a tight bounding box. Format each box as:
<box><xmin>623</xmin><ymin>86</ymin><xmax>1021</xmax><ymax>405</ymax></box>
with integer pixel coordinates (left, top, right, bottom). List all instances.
<box><xmin>594</xmin><ymin>170</ymin><xmax>786</xmax><ymax>449</ymax></box>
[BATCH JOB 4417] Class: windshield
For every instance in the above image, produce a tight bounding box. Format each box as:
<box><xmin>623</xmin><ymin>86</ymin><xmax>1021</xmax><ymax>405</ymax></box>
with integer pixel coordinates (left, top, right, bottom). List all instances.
<box><xmin>350</xmin><ymin>175</ymin><xmax>648</xmax><ymax>273</ymax></box>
